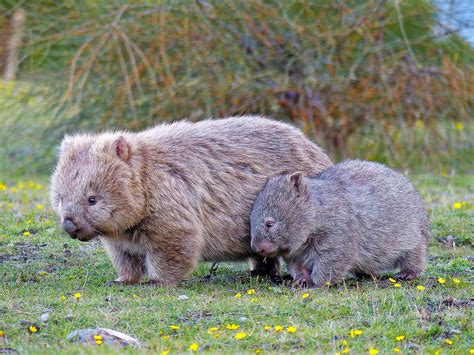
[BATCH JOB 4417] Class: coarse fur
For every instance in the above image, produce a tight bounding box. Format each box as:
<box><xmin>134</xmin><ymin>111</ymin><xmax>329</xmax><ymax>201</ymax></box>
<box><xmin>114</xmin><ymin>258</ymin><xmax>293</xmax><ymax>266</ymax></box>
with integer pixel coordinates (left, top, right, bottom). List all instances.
<box><xmin>250</xmin><ymin>160</ymin><xmax>431</xmax><ymax>288</ymax></box>
<box><xmin>50</xmin><ymin>116</ymin><xmax>332</xmax><ymax>285</ymax></box>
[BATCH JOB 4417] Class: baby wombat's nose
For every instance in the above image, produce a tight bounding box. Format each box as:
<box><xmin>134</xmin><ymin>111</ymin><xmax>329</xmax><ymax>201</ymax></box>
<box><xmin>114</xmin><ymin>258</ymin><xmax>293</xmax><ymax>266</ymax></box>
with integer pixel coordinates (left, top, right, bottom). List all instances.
<box><xmin>63</xmin><ymin>218</ymin><xmax>78</xmax><ymax>238</ymax></box>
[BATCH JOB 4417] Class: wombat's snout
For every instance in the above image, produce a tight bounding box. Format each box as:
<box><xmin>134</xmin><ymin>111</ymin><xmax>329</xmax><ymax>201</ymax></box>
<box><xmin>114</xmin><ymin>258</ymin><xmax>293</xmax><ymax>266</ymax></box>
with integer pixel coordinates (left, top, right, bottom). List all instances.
<box><xmin>63</xmin><ymin>218</ymin><xmax>79</xmax><ymax>239</ymax></box>
<box><xmin>251</xmin><ymin>239</ymin><xmax>276</xmax><ymax>257</ymax></box>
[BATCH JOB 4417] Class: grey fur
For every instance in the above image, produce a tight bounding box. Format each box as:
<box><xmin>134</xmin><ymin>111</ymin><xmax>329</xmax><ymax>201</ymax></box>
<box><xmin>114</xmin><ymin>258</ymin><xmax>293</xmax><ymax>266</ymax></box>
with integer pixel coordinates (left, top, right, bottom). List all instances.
<box><xmin>50</xmin><ymin>116</ymin><xmax>332</xmax><ymax>285</ymax></box>
<box><xmin>250</xmin><ymin>160</ymin><xmax>431</xmax><ymax>287</ymax></box>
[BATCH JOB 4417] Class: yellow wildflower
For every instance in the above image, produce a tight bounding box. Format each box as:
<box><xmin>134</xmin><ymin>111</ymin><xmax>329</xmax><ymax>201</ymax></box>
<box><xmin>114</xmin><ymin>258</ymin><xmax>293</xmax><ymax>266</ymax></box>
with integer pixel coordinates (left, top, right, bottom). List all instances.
<box><xmin>28</xmin><ymin>325</ymin><xmax>38</xmax><ymax>333</ymax></box>
<box><xmin>445</xmin><ymin>339</ymin><xmax>453</xmax><ymax>345</ymax></box>
<box><xmin>36</xmin><ymin>184</ymin><xmax>43</xmax><ymax>190</ymax></box>
<box><xmin>325</xmin><ymin>281</ymin><xmax>331</xmax><ymax>286</ymax></box>
<box><xmin>350</xmin><ymin>329</ymin><xmax>363</xmax><ymax>337</ymax></box>
<box><xmin>274</xmin><ymin>325</ymin><xmax>283</xmax><ymax>332</ymax></box>
<box><xmin>189</xmin><ymin>343</ymin><xmax>199</xmax><ymax>352</ymax></box>
<box><xmin>226</xmin><ymin>324</ymin><xmax>240</xmax><ymax>330</ymax></box>
<box><xmin>393</xmin><ymin>283</ymin><xmax>401</xmax><ymax>288</ymax></box>
<box><xmin>416</xmin><ymin>285</ymin><xmax>425</xmax><ymax>291</ymax></box>
<box><xmin>452</xmin><ymin>278</ymin><xmax>461</xmax><ymax>284</ymax></box>
<box><xmin>249</xmin><ymin>297</ymin><xmax>258</xmax><ymax>303</ymax></box>
<box><xmin>0</xmin><ymin>330</ymin><xmax>5</xmax><ymax>337</ymax></box>
<box><xmin>23</xmin><ymin>231</ymin><xmax>31</xmax><ymax>237</ymax></box>
<box><xmin>74</xmin><ymin>292</ymin><xmax>82</xmax><ymax>299</ymax></box>
<box><xmin>286</xmin><ymin>326</ymin><xmax>297</xmax><ymax>333</ymax></box>
<box><xmin>0</xmin><ymin>183</ymin><xmax>7</xmax><ymax>191</ymax></box>
<box><xmin>342</xmin><ymin>349</ymin><xmax>349</xmax><ymax>354</ymax></box>
<box><xmin>7</xmin><ymin>203</ymin><xmax>13</xmax><ymax>208</ymax></box>
<box><xmin>255</xmin><ymin>349</ymin><xmax>262</xmax><ymax>354</ymax></box>
<box><xmin>26</xmin><ymin>219</ymin><xmax>32</xmax><ymax>224</ymax></box>
<box><xmin>455</xmin><ymin>122</ymin><xmax>463</xmax><ymax>131</ymax></box>
<box><xmin>343</xmin><ymin>340</ymin><xmax>348</xmax><ymax>346</ymax></box>
<box><xmin>234</xmin><ymin>292</ymin><xmax>242</xmax><ymax>299</ymax></box>
<box><xmin>234</xmin><ymin>332</ymin><xmax>247</xmax><ymax>340</ymax></box>
<box><xmin>161</xmin><ymin>335</ymin><xmax>170</xmax><ymax>339</ymax></box>
<box><xmin>60</xmin><ymin>295</ymin><xmax>66</xmax><ymax>301</ymax></box>
<box><xmin>393</xmin><ymin>347</ymin><xmax>401</xmax><ymax>353</ymax></box>
<box><xmin>388</xmin><ymin>278</ymin><xmax>396</xmax><ymax>283</ymax></box>
<box><xmin>469</xmin><ymin>349</ymin><xmax>474</xmax><ymax>354</ymax></box>
<box><xmin>36</xmin><ymin>204</ymin><xmax>44</xmax><ymax>210</ymax></box>
<box><xmin>452</xmin><ymin>202</ymin><xmax>461</xmax><ymax>209</ymax></box>
<box><xmin>29</xmin><ymin>181</ymin><xmax>35</xmax><ymax>189</ymax></box>
<box><xmin>302</xmin><ymin>293</ymin><xmax>310</xmax><ymax>299</ymax></box>
<box><xmin>161</xmin><ymin>351</ymin><xmax>169</xmax><ymax>355</ymax></box>
<box><xmin>396</xmin><ymin>335</ymin><xmax>405</xmax><ymax>341</ymax></box>
<box><xmin>264</xmin><ymin>325</ymin><xmax>271</xmax><ymax>331</ymax></box>
<box><xmin>369</xmin><ymin>349</ymin><xmax>379</xmax><ymax>355</ymax></box>
<box><xmin>170</xmin><ymin>325</ymin><xmax>180</xmax><ymax>331</ymax></box>
<box><xmin>94</xmin><ymin>335</ymin><xmax>102</xmax><ymax>345</ymax></box>
<box><xmin>437</xmin><ymin>278</ymin><xmax>446</xmax><ymax>284</ymax></box>
<box><xmin>247</xmin><ymin>289</ymin><xmax>256</xmax><ymax>295</ymax></box>
<box><xmin>207</xmin><ymin>327</ymin><xmax>218</xmax><ymax>334</ymax></box>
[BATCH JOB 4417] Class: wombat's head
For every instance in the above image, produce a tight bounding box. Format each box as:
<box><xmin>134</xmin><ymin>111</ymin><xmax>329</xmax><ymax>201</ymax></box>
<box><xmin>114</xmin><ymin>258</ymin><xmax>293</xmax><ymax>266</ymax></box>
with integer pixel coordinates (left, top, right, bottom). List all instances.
<box><xmin>250</xmin><ymin>172</ymin><xmax>310</xmax><ymax>257</ymax></box>
<box><xmin>50</xmin><ymin>133</ymin><xmax>146</xmax><ymax>242</ymax></box>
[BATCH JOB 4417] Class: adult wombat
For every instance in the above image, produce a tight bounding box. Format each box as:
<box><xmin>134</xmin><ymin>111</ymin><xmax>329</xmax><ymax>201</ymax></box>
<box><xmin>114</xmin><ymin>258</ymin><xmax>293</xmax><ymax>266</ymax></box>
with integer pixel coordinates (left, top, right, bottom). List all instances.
<box><xmin>250</xmin><ymin>160</ymin><xmax>430</xmax><ymax>287</ymax></box>
<box><xmin>50</xmin><ymin>116</ymin><xmax>332</xmax><ymax>285</ymax></box>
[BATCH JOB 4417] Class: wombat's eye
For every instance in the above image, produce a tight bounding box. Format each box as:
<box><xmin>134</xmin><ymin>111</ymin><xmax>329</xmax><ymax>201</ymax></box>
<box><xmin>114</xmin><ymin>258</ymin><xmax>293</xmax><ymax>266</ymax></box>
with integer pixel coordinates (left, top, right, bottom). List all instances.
<box><xmin>265</xmin><ymin>220</ymin><xmax>275</xmax><ymax>228</ymax></box>
<box><xmin>88</xmin><ymin>196</ymin><xmax>97</xmax><ymax>206</ymax></box>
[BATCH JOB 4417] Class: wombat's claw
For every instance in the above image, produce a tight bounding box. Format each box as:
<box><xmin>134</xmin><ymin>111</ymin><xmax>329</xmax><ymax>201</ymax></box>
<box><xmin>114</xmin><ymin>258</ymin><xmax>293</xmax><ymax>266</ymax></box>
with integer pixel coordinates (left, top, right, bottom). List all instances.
<box><xmin>395</xmin><ymin>271</ymin><xmax>419</xmax><ymax>281</ymax></box>
<box><xmin>270</xmin><ymin>275</ymin><xmax>283</xmax><ymax>285</ymax></box>
<box><xmin>292</xmin><ymin>276</ymin><xmax>310</xmax><ymax>288</ymax></box>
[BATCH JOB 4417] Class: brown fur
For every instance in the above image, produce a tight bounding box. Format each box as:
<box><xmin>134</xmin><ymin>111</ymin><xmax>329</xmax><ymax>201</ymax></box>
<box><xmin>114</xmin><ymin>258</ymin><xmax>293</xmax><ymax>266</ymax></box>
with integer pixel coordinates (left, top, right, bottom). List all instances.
<box><xmin>50</xmin><ymin>116</ymin><xmax>332</xmax><ymax>285</ymax></box>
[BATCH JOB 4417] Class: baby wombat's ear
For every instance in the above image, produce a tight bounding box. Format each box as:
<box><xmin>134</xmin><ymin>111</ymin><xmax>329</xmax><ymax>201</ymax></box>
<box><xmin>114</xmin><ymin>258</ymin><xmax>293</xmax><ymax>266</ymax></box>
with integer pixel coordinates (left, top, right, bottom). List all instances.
<box><xmin>112</xmin><ymin>136</ymin><xmax>131</xmax><ymax>161</ymax></box>
<box><xmin>289</xmin><ymin>172</ymin><xmax>307</xmax><ymax>195</ymax></box>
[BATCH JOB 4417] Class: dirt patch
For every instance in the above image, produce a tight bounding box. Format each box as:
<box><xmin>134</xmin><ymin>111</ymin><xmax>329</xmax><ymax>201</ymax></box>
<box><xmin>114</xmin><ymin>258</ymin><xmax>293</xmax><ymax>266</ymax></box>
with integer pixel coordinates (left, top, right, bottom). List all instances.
<box><xmin>0</xmin><ymin>241</ymin><xmax>47</xmax><ymax>264</ymax></box>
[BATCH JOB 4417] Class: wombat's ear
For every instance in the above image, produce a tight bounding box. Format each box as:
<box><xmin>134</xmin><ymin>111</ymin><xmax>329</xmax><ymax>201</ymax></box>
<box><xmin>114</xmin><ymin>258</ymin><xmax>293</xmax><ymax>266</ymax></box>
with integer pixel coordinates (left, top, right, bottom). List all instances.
<box><xmin>289</xmin><ymin>172</ymin><xmax>306</xmax><ymax>195</ymax></box>
<box><xmin>112</xmin><ymin>136</ymin><xmax>130</xmax><ymax>161</ymax></box>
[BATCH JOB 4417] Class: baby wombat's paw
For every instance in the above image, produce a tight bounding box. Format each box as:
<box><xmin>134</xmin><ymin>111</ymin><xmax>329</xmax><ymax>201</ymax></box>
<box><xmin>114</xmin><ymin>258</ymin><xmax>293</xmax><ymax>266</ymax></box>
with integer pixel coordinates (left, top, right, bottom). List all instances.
<box><xmin>395</xmin><ymin>271</ymin><xmax>420</xmax><ymax>281</ymax></box>
<box><xmin>292</xmin><ymin>274</ymin><xmax>314</xmax><ymax>288</ymax></box>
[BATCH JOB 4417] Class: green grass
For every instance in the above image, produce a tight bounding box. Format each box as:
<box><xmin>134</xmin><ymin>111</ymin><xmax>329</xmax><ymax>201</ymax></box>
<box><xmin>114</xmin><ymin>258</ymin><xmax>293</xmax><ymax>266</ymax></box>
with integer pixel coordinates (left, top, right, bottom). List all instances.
<box><xmin>0</xmin><ymin>174</ymin><xmax>472</xmax><ymax>354</ymax></box>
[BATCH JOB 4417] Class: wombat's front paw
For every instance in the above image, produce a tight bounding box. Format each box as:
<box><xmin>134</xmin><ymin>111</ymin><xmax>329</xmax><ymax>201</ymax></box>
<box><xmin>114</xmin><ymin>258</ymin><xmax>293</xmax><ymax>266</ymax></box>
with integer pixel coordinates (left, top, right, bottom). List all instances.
<box><xmin>142</xmin><ymin>279</ymin><xmax>176</xmax><ymax>287</ymax></box>
<box><xmin>292</xmin><ymin>275</ymin><xmax>312</xmax><ymax>288</ymax></box>
<box><xmin>395</xmin><ymin>271</ymin><xmax>420</xmax><ymax>281</ymax></box>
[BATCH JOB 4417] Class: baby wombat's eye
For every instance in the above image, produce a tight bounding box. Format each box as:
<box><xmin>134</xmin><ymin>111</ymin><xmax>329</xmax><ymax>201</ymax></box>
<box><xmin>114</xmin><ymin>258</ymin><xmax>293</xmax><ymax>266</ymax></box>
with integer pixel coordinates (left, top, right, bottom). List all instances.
<box><xmin>87</xmin><ymin>196</ymin><xmax>97</xmax><ymax>206</ymax></box>
<box><xmin>265</xmin><ymin>220</ymin><xmax>275</xmax><ymax>229</ymax></box>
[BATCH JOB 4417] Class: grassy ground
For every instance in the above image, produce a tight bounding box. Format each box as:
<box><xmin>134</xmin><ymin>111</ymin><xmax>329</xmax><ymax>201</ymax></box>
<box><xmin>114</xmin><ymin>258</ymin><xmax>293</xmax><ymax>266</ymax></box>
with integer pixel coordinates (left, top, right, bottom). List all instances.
<box><xmin>0</xmin><ymin>174</ymin><xmax>472</xmax><ymax>354</ymax></box>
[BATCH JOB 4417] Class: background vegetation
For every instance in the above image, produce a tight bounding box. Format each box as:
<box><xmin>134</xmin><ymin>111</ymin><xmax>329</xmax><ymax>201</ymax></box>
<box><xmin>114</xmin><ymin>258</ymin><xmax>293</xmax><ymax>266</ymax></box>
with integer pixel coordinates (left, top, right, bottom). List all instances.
<box><xmin>0</xmin><ymin>0</ymin><xmax>473</xmax><ymax>175</ymax></box>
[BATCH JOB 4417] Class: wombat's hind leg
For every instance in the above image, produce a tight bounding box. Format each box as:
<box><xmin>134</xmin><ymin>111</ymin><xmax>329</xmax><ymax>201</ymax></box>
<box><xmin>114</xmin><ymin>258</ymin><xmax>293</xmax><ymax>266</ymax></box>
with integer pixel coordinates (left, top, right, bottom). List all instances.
<box><xmin>249</xmin><ymin>256</ymin><xmax>282</xmax><ymax>284</ymax></box>
<box><xmin>396</xmin><ymin>244</ymin><xmax>425</xmax><ymax>280</ymax></box>
<box><xmin>146</xmin><ymin>249</ymin><xmax>200</xmax><ymax>286</ymax></box>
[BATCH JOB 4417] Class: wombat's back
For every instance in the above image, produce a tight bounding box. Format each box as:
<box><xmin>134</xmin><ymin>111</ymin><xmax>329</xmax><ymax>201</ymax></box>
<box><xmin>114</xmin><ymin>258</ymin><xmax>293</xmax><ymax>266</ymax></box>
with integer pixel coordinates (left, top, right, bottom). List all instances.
<box><xmin>139</xmin><ymin>116</ymin><xmax>333</xmax><ymax>262</ymax></box>
<box><xmin>316</xmin><ymin>160</ymin><xmax>430</xmax><ymax>274</ymax></box>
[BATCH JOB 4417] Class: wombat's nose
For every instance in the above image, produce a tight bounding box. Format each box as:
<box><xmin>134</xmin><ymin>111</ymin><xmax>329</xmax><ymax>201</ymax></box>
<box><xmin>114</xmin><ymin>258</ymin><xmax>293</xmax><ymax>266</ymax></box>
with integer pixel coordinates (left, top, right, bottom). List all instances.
<box><xmin>63</xmin><ymin>218</ymin><xmax>78</xmax><ymax>238</ymax></box>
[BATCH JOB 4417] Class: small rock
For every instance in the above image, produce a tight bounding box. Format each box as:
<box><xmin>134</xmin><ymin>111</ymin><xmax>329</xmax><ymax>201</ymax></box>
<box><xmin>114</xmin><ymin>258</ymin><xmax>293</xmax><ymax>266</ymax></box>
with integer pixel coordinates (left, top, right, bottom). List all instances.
<box><xmin>65</xmin><ymin>314</ymin><xmax>74</xmax><ymax>322</ymax></box>
<box><xmin>239</xmin><ymin>317</ymin><xmax>247</xmax><ymax>322</ymax></box>
<box><xmin>39</xmin><ymin>313</ymin><xmax>50</xmax><ymax>322</ymax></box>
<box><xmin>66</xmin><ymin>327</ymin><xmax>140</xmax><ymax>347</ymax></box>
<box><xmin>177</xmin><ymin>294</ymin><xmax>189</xmax><ymax>301</ymax></box>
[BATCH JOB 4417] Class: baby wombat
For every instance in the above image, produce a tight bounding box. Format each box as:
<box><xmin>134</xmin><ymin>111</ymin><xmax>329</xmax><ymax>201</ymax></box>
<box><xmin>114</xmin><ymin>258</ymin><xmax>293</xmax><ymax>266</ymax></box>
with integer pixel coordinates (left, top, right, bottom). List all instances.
<box><xmin>50</xmin><ymin>116</ymin><xmax>332</xmax><ymax>285</ymax></box>
<box><xmin>250</xmin><ymin>160</ymin><xmax>431</xmax><ymax>287</ymax></box>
